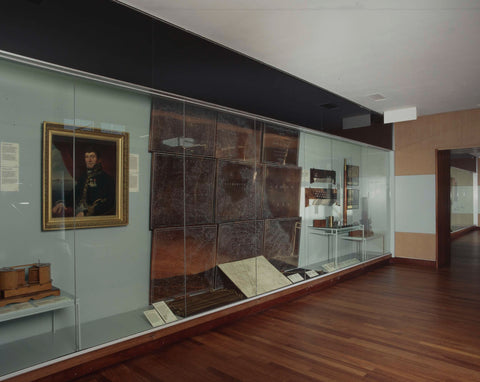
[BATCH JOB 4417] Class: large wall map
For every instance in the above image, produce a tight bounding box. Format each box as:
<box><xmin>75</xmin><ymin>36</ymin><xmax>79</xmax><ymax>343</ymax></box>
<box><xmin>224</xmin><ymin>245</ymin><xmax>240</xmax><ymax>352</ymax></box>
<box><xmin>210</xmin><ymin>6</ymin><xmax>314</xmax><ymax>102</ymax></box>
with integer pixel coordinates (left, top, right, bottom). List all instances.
<box><xmin>148</xmin><ymin>97</ymin><xmax>303</xmax><ymax>306</ymax></box>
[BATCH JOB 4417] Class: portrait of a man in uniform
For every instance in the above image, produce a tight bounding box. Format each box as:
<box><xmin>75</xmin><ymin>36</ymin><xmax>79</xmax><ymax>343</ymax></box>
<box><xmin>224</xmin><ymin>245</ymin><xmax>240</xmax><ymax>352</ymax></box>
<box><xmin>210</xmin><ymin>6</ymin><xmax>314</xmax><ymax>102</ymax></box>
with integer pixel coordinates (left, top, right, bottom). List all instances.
<box><xmin>52</xmin><ymin>146</ymin><xmax>115</xmax><ymax>217</ymax></box>
<box><xmin>43</xmin><ymin>122</ymin><xmax>128</xmax><ymax>230</ymax></box>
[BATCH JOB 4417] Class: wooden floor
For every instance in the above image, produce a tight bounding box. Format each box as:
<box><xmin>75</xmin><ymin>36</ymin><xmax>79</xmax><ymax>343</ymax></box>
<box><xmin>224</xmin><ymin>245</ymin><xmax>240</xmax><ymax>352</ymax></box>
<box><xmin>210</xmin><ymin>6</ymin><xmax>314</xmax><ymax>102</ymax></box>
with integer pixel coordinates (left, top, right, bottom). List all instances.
<box><xmin>75</xmin><ymin>233</ymin><xmax>480</xmax><ymax>382</ymax></box>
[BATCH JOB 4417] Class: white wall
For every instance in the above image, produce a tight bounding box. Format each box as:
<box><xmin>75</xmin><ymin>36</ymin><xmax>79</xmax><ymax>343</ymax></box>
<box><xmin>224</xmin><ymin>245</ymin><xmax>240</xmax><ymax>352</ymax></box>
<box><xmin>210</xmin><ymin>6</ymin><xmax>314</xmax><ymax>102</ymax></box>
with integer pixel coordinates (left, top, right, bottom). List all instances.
<box><xmin>395</xmin><ymin>175</ymin><xmax>436</xmax><ymax>234</ymax></box>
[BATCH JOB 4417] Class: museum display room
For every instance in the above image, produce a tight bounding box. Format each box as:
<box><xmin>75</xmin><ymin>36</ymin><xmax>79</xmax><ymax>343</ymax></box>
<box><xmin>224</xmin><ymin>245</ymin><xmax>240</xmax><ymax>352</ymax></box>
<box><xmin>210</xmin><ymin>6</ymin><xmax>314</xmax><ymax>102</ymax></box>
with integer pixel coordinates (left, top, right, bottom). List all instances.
<box><xmin>0</xmin><ymin>55</ymin><xmax>392</xmax><ymax>379</ymax></box>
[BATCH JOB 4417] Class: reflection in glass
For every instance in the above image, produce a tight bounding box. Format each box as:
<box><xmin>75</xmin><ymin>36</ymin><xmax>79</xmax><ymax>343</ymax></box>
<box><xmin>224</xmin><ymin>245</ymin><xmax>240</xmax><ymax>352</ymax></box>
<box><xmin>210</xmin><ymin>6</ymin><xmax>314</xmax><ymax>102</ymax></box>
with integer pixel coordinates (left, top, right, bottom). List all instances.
<box><xmin>216</xmin><ymin>112</ymin><xmax>261</xmax><ymax>161</ymax></box>
<box><xmin>150</xmin><ymin>97</ymin><xmax>216</xmax><ymax>157</ymax></box>
<box><xmin>262</xmin><ymin>123</ymin><xmax>299</xmax><ymax>166</ymax></box>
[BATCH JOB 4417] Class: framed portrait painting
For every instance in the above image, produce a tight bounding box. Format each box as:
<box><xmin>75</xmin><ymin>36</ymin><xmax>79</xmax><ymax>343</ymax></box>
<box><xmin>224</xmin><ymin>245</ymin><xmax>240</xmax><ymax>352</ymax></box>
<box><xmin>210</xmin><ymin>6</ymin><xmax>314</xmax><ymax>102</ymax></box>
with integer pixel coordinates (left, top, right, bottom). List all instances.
<box><xmin>42</xmin><ymin>122</ymin><xmax>129</xmax><ymax>230</ymax></box>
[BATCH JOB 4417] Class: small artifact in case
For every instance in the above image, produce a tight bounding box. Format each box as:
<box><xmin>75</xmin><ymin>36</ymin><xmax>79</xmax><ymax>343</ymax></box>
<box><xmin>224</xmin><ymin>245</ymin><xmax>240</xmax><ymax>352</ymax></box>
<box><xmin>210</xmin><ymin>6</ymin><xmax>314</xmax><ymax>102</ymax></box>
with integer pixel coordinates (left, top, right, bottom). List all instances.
<box><xmin>313</xmin><ymin>219</ymin><xmax>326</xmax><ymax>228</ymax></box>
<box><xmin>28</xmin><ymin>263</ymin><xmax>51</xmax><ymax>284</ymax></box>
<box><xmin>0</xmin><ymin>263</ymin><xmax>59</xmax><ymax>307</ymax></box>
<box><xmin>349</xmin><ymin>230</ymin><xmax>364</xmax><ymax>237</ymax></box>
<box><xmin>349</xmin><ymin>230</ymin><xmax>374</xmax><ymax>238</ymax></box>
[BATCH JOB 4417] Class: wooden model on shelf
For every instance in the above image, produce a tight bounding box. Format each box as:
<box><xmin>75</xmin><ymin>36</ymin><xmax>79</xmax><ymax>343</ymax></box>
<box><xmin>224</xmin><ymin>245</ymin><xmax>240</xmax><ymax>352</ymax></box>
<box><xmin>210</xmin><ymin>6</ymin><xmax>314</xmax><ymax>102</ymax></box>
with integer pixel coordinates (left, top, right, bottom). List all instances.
<box><xmin>0</xmin><ymin>263</ymin><xmax>59</xmax><ymax>307</ymax></box>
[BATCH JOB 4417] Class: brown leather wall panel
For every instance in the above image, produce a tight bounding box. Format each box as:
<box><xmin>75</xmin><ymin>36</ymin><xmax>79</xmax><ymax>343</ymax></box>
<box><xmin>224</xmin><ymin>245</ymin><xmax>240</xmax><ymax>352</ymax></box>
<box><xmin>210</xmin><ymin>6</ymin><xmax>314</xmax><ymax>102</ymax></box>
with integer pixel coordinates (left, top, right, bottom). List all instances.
<box><xmin>215</xmin><ymin>112</ymin><xmax>261</xmax><ymax>162</ymax></box>
<box><xmin>264</xmin><ymin>217</ymin><xmax>301</xmax><ymax>271</ymax></box>
<box><xmin>215</xmin><ymin>160</ymin><xmax>263</xmax><ymax>223</ymax></box>
<box><xmin>262</xmin><ymin>123</ymin><xmax>299</xmax><ymax>166</ymax></box>
<box><xmin>150</xmin><ymin>154</ymin><xmax>216</xmax><ymax>228</ymax></box>
<box><xmin>150</xmin><ymin>225</ymin><xmax>217</xmax><ymax>302</ymax></box>
<box><xmin>263</xmin><ymin>165</ymin><xmax>301</xmax><ymax>219</ymax></box>
<box><xmin>149</xmin><ymin>97</ymin><xmax>216</xmax><ymax>157</ymax></box>
<box><xmin>217</xmin><ymin>220</ymin><xmax>265</xmax><ymax>265</ymax></box>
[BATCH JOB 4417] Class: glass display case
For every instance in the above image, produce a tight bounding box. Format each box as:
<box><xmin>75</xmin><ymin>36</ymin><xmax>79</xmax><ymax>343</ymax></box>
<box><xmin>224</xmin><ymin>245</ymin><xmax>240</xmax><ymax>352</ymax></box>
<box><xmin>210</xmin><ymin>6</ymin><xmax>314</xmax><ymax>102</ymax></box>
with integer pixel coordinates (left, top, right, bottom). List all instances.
<box><xmin>298</xmin><ymin>135</ymin><xmax>391</xmax><ymax>275</ymax></box>
<box><xmin>0</xmin><ymin>55</ymin><xmax>392</xmax><ymax>378</ymax></box>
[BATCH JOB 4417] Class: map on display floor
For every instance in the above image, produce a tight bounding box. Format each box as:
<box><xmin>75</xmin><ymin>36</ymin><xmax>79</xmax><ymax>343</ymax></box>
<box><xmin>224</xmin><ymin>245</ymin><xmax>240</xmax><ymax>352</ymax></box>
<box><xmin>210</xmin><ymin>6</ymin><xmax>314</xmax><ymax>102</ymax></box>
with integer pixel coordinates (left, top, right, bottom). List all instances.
<box><xmin>218</xmin><ymin>256</ymin><xmax>292</xmax><ymax>298</ymax></box>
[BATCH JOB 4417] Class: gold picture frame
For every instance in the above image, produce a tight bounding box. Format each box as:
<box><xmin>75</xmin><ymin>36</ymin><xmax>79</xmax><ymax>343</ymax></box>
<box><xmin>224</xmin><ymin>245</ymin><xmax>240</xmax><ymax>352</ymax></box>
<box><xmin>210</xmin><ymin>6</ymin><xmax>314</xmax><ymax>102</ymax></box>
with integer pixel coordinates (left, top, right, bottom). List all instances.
<box><xmin>42</xmin><ymin>122</ymin><xmax>129</xmax><ymax>230</ymax></box>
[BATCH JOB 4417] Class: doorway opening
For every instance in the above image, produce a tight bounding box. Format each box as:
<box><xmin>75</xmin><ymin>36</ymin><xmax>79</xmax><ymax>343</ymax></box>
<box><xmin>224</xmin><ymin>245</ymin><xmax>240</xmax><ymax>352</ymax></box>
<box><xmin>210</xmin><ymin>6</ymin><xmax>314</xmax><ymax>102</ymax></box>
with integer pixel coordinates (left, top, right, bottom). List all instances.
<box><xmin>436</xmin><ymin>148</ymin><xmax>479</xmax><ymax>268</ymax></box>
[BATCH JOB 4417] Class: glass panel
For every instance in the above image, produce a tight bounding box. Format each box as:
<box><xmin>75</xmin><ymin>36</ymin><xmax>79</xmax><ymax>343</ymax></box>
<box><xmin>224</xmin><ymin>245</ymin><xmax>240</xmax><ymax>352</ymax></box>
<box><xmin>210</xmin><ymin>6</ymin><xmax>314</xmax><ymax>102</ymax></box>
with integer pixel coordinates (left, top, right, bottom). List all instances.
<box><xmin>299</xmin><ymin>132</ymin><xmax>336</xmax><ymax>276</ymax></box>
<box><xmin>0</xmin><ymin>58</ymin><xmax>77</xmax><ymax>376</ymax></box>
<box><xmin>148</xmin><ymin>97</ymin><xmax>186</xmax><ymax>324</ymax></box>
<box><xmin>72</xmin><ymin>78</ymin><xmax>151</xmax><ymax>349</ymax></box>
<box><xmin>210</xmin><ymin>113</ymin><xmax>261</xmax><ymax>305</ymax></box>
<box><xmin>181</xmin><ymin>103</ymin><xmax>221</xmax><ymax>317</ymax></box>
<box><xmin>299</xmin><ymin>133</ymin><xmax>391</xmax><ymax>276</ymax></box>
<box><xmin>360</xmin><ymin>146</ymin><xmax>390</xmax><ymax>258</ymax></box>
<box><xmin>256</xmin><ymin>122</ymin><xmax>302</xmax><ymax>293</ymax></box>
<box><xmin>450</xmin><ymin>166</ymin><xmax>474</xmax><ymax>231</ymax></box>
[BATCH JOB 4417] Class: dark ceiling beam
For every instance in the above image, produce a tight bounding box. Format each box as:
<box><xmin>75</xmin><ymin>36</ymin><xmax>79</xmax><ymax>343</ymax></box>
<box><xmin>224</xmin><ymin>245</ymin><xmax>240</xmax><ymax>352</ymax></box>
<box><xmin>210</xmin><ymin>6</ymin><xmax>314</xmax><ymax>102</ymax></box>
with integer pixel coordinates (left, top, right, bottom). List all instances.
<box><xmin>0</xmin><ymin>0</ymin><xmax>391</xmax><ymax>149</ymax></box>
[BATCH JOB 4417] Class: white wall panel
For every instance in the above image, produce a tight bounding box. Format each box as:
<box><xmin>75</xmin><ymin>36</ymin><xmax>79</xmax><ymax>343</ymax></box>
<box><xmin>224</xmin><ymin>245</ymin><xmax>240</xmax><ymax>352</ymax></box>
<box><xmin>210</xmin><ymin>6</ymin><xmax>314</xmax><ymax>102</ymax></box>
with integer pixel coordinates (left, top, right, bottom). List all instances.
<box><xmin>395</xmin><ymin>175</ymin><xmax>435</xmax><ymax>234</ymax></box>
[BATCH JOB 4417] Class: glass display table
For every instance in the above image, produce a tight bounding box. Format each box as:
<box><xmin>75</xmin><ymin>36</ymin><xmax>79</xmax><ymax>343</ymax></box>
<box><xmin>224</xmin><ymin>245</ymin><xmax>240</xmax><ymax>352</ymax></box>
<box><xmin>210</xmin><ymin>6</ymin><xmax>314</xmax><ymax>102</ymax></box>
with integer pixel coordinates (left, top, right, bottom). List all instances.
<box><xmin>308</xmin><ymin>224</ymin><xmax>365</xmax><ymax>269</ymax></box>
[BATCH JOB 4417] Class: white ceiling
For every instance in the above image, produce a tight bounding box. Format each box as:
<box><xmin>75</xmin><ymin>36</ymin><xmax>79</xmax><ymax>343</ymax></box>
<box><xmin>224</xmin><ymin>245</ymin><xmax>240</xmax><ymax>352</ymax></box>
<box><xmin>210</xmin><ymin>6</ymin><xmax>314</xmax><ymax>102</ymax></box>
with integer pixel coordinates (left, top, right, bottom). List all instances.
<box><xmin>117</xmin><ymin>0</ymin><xmax>480</xmax><ymax>118</ymax></box>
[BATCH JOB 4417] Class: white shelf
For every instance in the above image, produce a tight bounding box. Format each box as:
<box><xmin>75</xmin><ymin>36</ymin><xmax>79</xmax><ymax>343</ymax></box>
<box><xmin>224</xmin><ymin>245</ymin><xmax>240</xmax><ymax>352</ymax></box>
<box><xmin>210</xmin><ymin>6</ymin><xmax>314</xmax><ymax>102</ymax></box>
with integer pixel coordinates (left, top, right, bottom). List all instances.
<box><xmin>0</xmin><ymin>293</ymin><xmax>74</xmax><ymax>324</ymax></box>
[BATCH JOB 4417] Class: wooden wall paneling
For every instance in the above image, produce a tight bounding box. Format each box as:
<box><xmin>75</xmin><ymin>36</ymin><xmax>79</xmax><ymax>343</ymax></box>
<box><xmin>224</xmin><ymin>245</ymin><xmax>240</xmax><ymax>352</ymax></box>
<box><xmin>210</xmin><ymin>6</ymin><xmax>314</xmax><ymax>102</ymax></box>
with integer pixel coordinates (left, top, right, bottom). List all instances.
<box><xmin>389</xmin><ymin>257</ymin><xmax>436</xmax><ymax>267</ymax></box>
<box><xmin>451</xmin><ymin>226</ymin><xmax>478</xmax><ymax>241</ymax></box>
<box><xmin>395</xmin><ymin>109</ymin><xmax>480</xmax><ymax>176</ymax></box>
<box><xmin>394</xmin><ymin>232</ymin><xmax>436</xmax><ymax>261</ymax></box>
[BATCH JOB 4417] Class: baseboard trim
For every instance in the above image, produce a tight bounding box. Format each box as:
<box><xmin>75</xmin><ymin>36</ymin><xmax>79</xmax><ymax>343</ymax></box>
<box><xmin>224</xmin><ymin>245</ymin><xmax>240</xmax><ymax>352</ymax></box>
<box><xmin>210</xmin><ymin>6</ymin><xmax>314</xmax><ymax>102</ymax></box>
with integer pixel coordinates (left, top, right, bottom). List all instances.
<box><xmin>450</xmin><ymin>225</ymin><xmax>478</xmax><ymax>241</ymax></box>
<box><xmin>6</xmin><ymin>254</ymin><xmax>391</xmax><ymax>382</ymax></box>
<box><xmin>390</xmin><ymin>257</ymin><xmax>436</xmax><ymax>268</ymax></box>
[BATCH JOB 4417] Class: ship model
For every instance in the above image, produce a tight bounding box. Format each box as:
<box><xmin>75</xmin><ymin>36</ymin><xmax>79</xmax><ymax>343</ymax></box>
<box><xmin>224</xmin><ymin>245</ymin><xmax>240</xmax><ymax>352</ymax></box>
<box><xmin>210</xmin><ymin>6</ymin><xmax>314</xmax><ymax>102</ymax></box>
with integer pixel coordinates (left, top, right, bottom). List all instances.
<box><xmin>0</xmin><ymin>263</ymin><xmax>59</xmax><ymax>307</ymax></box>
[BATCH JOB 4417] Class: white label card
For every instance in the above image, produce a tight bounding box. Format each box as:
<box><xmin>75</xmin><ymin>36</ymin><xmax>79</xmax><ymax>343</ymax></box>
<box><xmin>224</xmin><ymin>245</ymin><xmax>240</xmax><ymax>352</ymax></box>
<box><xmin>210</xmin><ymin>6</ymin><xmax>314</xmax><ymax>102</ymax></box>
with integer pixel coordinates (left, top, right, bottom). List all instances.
<box><xmin>0</xmin><ymin>166</ymin><xmax>19</xmax><ymax>191</ymax></box>
<box><xmin>144</xmin><ymin>309</ymin><xmax>165</xmax><ymax>327</ymax></box>
<box><xmin>0</xmin><ymin>142</ymin><xmax>20</xmax><ymax>192</ymax></box>
<box><xmin>306</xmin><ymin>270</ymin><xmax>319</xmax><ymax>278</ymax></box>
<box><xmin>287</xmin><ymin>273</ymin><xmax>304</xmax><ymax>283</ymax></box>
<box><xmin>0</xmin><ymin>142</ymin><xmax>19</xmax><ymax>166</ymax></box>
<box><xmin>322</xmin><ymin>263</ymin><xmax>337</xmax><ymax>273</ymax></box>
<box><xmin>153</xmin><ymin>301</ymin><xmax>177</xmax><ymax>323</ymax></box>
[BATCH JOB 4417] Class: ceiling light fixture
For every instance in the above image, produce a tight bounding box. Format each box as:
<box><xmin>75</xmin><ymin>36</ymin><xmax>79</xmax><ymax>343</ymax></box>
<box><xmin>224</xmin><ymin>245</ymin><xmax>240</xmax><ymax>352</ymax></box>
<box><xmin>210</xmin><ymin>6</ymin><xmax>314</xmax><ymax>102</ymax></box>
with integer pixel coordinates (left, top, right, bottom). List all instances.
<box><xmin>384</xmin><ymin>107</ymin><xmax>417</xmax><ymax>123</ymax></box>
